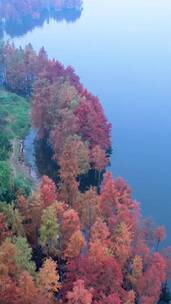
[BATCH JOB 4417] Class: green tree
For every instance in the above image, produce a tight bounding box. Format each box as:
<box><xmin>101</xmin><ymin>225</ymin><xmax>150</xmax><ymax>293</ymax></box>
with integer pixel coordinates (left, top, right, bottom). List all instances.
<box><xmin>0</xmin><ymin>161</ymin><xmax>13</xmax><ymax>202</ymax></box>
<box><xmin>0</xmin><ymin>202</ymin><xmax>24</xmax><ymax>236</ymax></box>
<box><xmin>0</xmin><ymin>133</ymin><xmax>12</xmax><ymax>161</ymax></box>
<box><xmin>13</xmin><ymin>236</ymin><xmax>35</xmax><ymax>276</ymax></box>
<box><xmin>39</xmin><ymin>206</ymin><xmax>59</xmax><ymax>256</ymax></box>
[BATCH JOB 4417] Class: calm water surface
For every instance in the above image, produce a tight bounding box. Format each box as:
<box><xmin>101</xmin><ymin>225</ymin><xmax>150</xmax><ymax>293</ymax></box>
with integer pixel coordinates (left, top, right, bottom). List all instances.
<box><xmin>6</xmin><ymin>0</ymin><xmax>171</xmax><ymax>242</ymax></box>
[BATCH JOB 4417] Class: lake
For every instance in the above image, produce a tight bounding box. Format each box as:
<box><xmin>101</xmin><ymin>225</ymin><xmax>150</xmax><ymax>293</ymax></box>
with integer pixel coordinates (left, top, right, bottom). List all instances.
<box><xmin>4</xmin><ymin>0</ymin><xmax>171</xmax><ymax>243</ymax></box>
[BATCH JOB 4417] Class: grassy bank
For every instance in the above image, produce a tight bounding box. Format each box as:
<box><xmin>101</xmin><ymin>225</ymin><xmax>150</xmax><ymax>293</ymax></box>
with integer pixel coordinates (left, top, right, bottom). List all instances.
<box><xmin>0</xmin><ymin>90</ymin><xmax>31</xmax><ymax>202</ymax></box>
<box><xmin>0</xmin><ymin>90</ymin><xmax>30</xmax><ymax>139</ymax></box>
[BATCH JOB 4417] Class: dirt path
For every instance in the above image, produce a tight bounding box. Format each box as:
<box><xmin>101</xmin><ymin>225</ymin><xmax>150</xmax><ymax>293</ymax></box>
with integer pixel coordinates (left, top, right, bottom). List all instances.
<box><xmin>10</xmin><ymin>138</ymin><xmax>39</xmax><ymax>189</ymax></box>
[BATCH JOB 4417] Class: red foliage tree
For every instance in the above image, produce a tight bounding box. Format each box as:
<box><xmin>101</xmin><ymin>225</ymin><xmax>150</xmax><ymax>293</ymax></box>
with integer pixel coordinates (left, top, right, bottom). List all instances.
<box><xmin>66</xmin><ymin>279</ymin><xmax>93</xmax><ymax>304</ymax></box>
<box><xmin>74</xmin><ymin>188</ymin><xmax>100</xmax><ymax>232</ymax></box>
<box><xmin>90</xmin><ymin>219</ymin><xmax>110</xmax><ymax>244</ymax></box>
<box><xmin>154</xmin><ymin>225</ymin><xmax>166</xmax><ymax>250</ymax></box>
<box><xmin>64</xmin><ymin>230</ymin><xmax>85</xmax><ymax>259</ymax></box>
<box><xmin>137</xmin><ymin>253</ymin><xmax>166</xmax><ymax>303</ymax></box>
<box><xmin>91</xmin><ymin>145</ymin><xmax>109</xmax><ymax>171</ymax></box>
<box><xmin>74</xmin><ymin>98</ymin><xmax>111</xmax><ymax>150</ymax></box>
<box><xmin>40</xmin><ymin>175</ymin><xmax>57</xmax><ymax>208</ymax></box>
<box><xmin>97</xmin><ymin>293</ymin><xmax>121</xmax><ymax>304</ymax></box>
<box><xmin>61</xmin><ymin>209</ymin><xmax>80</xmax><ymax>250</ymax></box>
<box><xmin>65</xmin><ymin>241</ymin><xmax>123</xmax><ymax>302</ymax></box>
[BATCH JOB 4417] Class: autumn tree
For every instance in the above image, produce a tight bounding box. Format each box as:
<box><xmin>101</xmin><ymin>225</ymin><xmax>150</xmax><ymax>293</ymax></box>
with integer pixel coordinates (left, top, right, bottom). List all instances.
<box><xmin>74</xmin><ymin>188</ymin><xmax>100</xmax><ymax>238</ymax></box>
<box><xmin>38</xmin><ymin>258</ymin><xmax>61</xmax><ymax>298</ymax></box>
<box><xmin>124</xmin><ymin>291</ymin><xmax>136</xmax><ymax>304</ymax></box>
<box><xmin>32</xmin><ymin>78</ymin><xmax>54</xmax><ymax>137</ymax></box>
<box><xmin>154</xmin><ymin>225</ymin><xmax>166</xmax><ymax>251</ymax></box>
<box><xmin>74</xmin><ymin>98</ymin><xmax>111</xmax><ymax>150</ymax></box>
<box><xmin>128</xmin><ymin>255</ymin><xmax>143</xmax><ymax>288</ymax></box>
<box><xmin>0</xmin><ymin>238</ymin><xmax>17</xmax><ymax>279</ymax></box>
<box><xmin>99</xmin><ymin>172</ymin><xmax>120</xmax><ymax>220</ymax></box>
<box><xmin>110</xmin><ymin>222</ymin><xmax>133</xmax><ymax>266</ymax></box>
<box><xmin>90</xmin><ymin>219</ymin><xmax>110</xmax><ymax>244</ymax></box>
<box><xmin>97</xmin><ymin>293</ymin><xmax>121</xmax><ymax>304</ymax></box>
<box><xmin>24</xmin><ymin>191</ymin><xmax>44</xmax><ymax>246</ymax></box>
<box><xmin>51</xmin><ymin>109</ymin><xmax>80</xmax><ymax>160</ymax></box>
<box><xmin>59</xmin><ymin>136</ymin><xmax>89</xmax><ymax>205</ymax></box>
<box><xmin>137</xmin><ymin>253</ymin><xmax>166</xmax><ymax>304</ymax></box>
<box><xmin>65</xmin><ymin>241</ymin><xmax>123</xmax><ymax>302</ymax></box>
<box><xmin>91</xmin><ymin>144</ymin><xmax>109</xmax><ymax>177</ymax></box>
<box><xmin>64</xmin><ymin>230</ymin><xmax>85</xmax><ymax>259</ymax></box>
<box><xmin>60</xmin><ymin>209</ymin><xmax>80</xmax><ymax>250</ymax></box>
<box><xmin>18</xmin><ymin>271</ymin><xmax>38</xmax><ymax>304</ymax></box>
<box><xmin>39</xmin><ymin>176</ymin><xmax>57</xmax><ymax>208</ymax></box>
<box><xmin>66</xmin><ymin>279</ymin><xmax>93</xmax><ymax>304</ymax></box>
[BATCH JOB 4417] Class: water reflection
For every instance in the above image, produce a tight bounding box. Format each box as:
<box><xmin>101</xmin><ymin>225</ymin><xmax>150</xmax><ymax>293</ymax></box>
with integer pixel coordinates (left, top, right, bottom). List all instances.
<box><xmin>0</xmin><ymin>0</ymin><xmax>83</xmax><ymax>38</ymax></box>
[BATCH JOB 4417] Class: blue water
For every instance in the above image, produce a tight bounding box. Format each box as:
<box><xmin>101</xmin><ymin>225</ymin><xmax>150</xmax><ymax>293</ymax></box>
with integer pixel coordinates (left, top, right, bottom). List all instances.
<box><xmin>6</xmin><ymin>0</ymin><xmax>171</xmax><ymax>243</ymax></box>
<box><xmin>24</xmin><ymin>128</ymin><xmax>39</xmax><ymax>179</ymax></box>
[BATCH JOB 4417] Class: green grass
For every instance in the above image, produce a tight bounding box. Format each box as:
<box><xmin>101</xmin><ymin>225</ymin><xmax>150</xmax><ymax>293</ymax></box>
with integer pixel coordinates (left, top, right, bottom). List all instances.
<box><xmin>0</xmin><ymin>90</ymin><xmax>30</xmax><ymax>140</ymax></box>
<box><xmin>0</xmin><ymin>90</ymin><xmax>31</xmax><ymax>201</ymax></box>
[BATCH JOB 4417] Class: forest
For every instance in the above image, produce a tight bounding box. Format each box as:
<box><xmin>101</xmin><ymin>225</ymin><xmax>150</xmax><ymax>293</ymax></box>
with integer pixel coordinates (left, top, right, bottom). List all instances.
<box><xmin>0</xmin><ymin>41</ymin><xmax>171</xmax><ymax>304</ymax></box>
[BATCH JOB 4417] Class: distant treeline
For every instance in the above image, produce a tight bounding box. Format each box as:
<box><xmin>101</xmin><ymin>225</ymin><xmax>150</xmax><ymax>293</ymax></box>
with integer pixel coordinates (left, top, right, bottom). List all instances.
<box><xmin>0</xmin><ymin>0</ymin><xmax>82</xmax><ymax>38</ymax></box>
